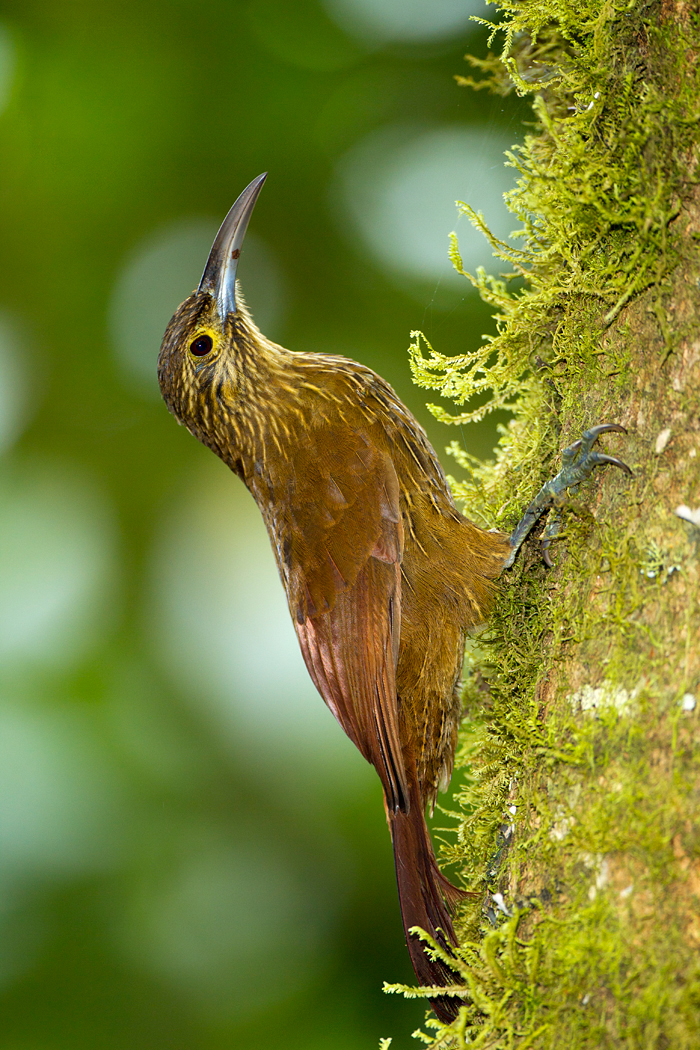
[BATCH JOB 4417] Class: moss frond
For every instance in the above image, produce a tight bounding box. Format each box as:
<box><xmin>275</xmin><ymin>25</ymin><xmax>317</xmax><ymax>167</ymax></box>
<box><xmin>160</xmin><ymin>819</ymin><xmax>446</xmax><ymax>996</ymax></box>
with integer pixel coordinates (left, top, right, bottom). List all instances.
<box><xmin>410</xmin><ymin>0</ymin><xmax>699</xmax><ymax>530</ymax></box>
<box><xmin>396</xmin><ymin>0</ymin><xmax>700</xmax><ymax>1046</ymax></box>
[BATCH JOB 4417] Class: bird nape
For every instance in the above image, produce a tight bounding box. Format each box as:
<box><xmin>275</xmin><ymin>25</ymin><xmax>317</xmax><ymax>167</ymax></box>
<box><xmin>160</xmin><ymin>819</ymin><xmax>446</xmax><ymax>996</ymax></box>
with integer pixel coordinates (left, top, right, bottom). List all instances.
<box><xmin>157</xmin><ymin>174</ymin><xmax>630</xmax><ymax>1024</ymax></box>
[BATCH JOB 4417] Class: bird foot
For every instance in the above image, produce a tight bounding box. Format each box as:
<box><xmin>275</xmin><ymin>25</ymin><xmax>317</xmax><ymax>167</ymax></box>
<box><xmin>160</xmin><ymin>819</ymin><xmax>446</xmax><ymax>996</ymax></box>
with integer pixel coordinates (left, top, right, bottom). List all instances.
<box><xmin>504</xmin><ymin>424</ymin><xmax>632</xmax><ymax>568</ymax></box>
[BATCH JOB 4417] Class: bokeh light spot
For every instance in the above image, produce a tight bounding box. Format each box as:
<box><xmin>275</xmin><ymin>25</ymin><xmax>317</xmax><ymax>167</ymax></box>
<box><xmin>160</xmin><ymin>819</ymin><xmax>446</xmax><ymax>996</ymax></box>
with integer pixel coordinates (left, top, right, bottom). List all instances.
<box><xmin>335</xmin><ymin>123</ymin><xmax>517</xmax><ymax>291</ymax></box>
<box><xmin>0</xmin><ymin>701</ymin><xmax>123</xmax><ymax>882</ymax></box>
<box><xmin>322</xmin><ymin>0</ymin><xmax>486</xmax><ymax>43</ymax></box>
<box><xmin>0</xmin><ymin>23</ymin><xmax>16</xmax><ymax>118</ymax></box>
<box><xmin>0</xmin><ymin>313</ymin><xmax>30</xmax><ymax>456</ymax></box>
<box><xmin>0</xmin><ymin>463</ymin><xmax>117</xmax><ymax>668</ymax></box>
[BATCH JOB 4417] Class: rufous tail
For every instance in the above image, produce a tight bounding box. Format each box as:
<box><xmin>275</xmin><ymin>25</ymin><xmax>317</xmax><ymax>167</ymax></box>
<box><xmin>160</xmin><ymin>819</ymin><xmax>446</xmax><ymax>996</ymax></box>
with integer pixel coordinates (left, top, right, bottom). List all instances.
<box><xmin>388</xmin><ymin>773</ymin><xmax>466</xmax><ymax>1023</ymax></box>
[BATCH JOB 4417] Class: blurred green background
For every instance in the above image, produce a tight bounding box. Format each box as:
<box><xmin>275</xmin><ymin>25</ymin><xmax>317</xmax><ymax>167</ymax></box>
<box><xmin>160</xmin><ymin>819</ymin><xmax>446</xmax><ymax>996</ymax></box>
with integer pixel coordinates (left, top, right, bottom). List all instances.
<box><xmin>0</xmin><ymin>1</ymin><xmax>525</xmax><ymax>1046</ymax></box>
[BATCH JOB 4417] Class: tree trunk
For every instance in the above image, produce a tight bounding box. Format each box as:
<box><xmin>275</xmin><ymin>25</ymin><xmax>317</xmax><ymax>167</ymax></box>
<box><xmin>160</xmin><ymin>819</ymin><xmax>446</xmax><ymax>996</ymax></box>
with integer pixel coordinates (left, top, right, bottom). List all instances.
<box><xmin>394</xmin><ymin>1</ymin><xmax>700</xmax><ymax>1045</ymax></box>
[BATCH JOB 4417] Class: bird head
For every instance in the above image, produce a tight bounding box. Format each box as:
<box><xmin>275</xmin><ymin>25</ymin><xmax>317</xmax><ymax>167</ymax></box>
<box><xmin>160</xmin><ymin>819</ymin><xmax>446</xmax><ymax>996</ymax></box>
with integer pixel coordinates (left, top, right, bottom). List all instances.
<box><xmin>157</xmin><ymin>173</ymin><xmax>267</xmax><ymax>435</ymax></box>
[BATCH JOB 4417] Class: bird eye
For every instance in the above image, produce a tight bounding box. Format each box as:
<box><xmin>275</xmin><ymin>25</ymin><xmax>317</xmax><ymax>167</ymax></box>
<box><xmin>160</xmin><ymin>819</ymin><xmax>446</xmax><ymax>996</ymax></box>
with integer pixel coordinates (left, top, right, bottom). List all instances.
<box><xmin>190</xmin><ymin>334</ymin><xmax>214</xmax><ymax>357</ymax></box>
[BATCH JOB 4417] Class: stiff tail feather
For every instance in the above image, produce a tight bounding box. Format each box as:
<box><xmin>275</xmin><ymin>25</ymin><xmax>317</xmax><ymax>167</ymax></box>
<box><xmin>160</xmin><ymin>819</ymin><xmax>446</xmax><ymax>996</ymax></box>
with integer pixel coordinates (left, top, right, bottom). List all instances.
<box><xmin>388</xmin><ymin>775</ymin><xmax>466</xmax><ymax>1023</ymax></box>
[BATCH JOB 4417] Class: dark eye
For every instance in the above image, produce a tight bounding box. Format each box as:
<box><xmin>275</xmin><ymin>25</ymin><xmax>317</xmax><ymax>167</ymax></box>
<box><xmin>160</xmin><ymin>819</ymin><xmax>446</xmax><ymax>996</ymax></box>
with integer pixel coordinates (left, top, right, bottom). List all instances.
<box><xmin>190</xmin><ymin>334</ymin><xmax>213</xmax><ymax>357</ymax></box>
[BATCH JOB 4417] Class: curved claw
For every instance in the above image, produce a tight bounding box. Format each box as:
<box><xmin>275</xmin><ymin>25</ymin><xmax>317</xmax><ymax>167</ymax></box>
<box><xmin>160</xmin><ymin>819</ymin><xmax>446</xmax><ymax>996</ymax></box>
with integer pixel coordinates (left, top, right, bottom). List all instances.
<box><xmin>590</xmin><ymin>452</ymin><xmax>633</xmax><ymax>476</ymax></box>
<box><xmin>583</xmin><ymin>423</ymin><xmax>627</xmax><ymax>440</ymax></box>
<box><xmin>561</xmin><ymin>425</ymin><xmax>627</xmax><ymax>468</ymax></box>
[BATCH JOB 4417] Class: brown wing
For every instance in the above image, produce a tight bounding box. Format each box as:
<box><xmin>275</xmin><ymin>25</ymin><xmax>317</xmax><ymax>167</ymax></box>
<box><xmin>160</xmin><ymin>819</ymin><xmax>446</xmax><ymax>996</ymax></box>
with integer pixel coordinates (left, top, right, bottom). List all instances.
<box><xmin>279</xmin><ymin>428</ymin><xmax>402</xmax><ymax>622</ymax></box>
<box><xmin>295</xmin><ymin>555</ymin><xmax>407</xmax><ymax>812</ymax></box>
<box><xmin>267</xmin><ymin>425</ymin><xmax>408</xmax><ymax>812</ymax></box>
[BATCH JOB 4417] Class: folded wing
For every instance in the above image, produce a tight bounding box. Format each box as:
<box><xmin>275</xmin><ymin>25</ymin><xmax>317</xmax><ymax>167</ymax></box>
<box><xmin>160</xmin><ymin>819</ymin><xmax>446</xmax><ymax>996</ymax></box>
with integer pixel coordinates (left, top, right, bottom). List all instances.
<box><xmin>271</xmin><ymin>425</ymin><xmax>408</xmax><ymax>813</ymax></box>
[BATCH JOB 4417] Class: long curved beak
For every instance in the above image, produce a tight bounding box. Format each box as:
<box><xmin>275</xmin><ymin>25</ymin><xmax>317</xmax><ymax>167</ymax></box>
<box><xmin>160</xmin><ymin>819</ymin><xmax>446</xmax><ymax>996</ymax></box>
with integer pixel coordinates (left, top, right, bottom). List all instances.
<box><xmin>198</xmin><ymin>172</ymin><xmax>267</xmax><ymax>318</ymax></box>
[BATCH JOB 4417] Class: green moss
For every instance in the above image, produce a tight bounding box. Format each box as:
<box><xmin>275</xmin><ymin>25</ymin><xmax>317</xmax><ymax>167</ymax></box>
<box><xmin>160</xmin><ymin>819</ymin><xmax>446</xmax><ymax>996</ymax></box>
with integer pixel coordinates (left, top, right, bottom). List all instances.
<box><xmin>395</xmin><ymin>0</ymin><xmax>700</xmax><ymax>1045</ymax></box>
<box><xmin>410</xmin><ymin>0</ymin><xmax>699</xmax><ymax>526</ymax></box>
<box><xmin>390</xmin><ymin>519</ymin><xmax>700</xmax><ymax>1046</ymax></box>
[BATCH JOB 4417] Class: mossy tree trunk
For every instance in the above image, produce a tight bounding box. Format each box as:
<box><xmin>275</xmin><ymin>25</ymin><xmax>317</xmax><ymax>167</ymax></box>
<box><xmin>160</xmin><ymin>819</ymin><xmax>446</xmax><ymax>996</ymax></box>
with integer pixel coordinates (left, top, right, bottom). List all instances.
<box><xmin>399</xmin><ymin>1</ymin><xmax>700</xmax><ymax>1046</ymax></box>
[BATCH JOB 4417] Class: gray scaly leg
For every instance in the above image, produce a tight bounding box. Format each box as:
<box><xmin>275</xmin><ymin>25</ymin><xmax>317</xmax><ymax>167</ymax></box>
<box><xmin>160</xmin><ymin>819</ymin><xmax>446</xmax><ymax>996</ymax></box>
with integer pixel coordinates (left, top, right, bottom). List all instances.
<box><xmin>505</xmin><ymin>424</ymin><xmax>632</xmax><ymax>569</ymax></box>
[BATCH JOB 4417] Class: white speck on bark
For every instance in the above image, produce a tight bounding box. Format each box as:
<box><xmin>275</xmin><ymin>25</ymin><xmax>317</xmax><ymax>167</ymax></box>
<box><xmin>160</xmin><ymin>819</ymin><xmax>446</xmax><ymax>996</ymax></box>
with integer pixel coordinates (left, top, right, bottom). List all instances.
<box><xmin>569</xmin><ymin>681</ymin><xmax>639</xmax><ymax>715</ymax></box>
<box><xmin>676</xmin><ymin>505</ymin><xmax>700</xmax><ymax>527</ymax></box>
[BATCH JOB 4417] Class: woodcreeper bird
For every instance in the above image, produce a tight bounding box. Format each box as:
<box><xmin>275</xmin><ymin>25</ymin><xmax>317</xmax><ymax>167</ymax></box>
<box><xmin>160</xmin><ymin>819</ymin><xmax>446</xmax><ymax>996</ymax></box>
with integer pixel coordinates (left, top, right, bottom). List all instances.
<box><xmin>158</xmin><ymin>174</ymin><xmax>630</xmax><ymax>1022</ymax></box>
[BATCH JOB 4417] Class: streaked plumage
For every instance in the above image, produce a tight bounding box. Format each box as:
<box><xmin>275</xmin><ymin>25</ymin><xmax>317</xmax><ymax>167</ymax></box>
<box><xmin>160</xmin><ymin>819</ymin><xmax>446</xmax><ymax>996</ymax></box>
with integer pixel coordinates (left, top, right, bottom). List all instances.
<box><xmin>158</xmin><ymin>176</ymin><xmax>511</xmax><ymax>1022</ymax></box>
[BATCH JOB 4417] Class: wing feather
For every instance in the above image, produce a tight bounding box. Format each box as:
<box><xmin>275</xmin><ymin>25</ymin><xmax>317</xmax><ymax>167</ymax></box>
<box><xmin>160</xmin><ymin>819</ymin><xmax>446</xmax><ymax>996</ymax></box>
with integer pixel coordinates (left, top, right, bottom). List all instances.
<box><xmin>278</xmin><ymin>427</ymin><xmax>402</xmax><ymax>622</ymax></box>
<box><xmin>264</xmin><ymin>423</ymin><xmax>408</xmax><ymax>811</ymax></box>
<box><xmin>295</xmin><ymin>556</ymin><xmax>408</xmax><ymax>812</ymax></box>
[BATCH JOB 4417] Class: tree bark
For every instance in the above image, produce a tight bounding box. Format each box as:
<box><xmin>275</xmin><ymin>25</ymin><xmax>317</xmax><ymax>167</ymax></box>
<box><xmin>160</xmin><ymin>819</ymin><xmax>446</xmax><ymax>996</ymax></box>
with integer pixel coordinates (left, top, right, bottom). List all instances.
<box><xmin>397</xmin><ymin>2</ymin><xmax>700</xmax><ymax>1045</ymax></box>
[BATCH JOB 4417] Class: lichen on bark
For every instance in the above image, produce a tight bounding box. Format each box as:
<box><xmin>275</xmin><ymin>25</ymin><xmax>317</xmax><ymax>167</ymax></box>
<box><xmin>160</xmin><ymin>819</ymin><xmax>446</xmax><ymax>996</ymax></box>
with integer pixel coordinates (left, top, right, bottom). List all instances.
<box><xmin>394</xmin><ymin>1</ymin><xmax>700</xmax><ymax>1046</ymax></box>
